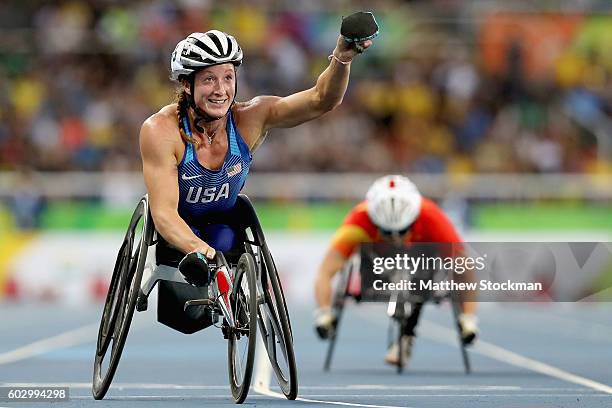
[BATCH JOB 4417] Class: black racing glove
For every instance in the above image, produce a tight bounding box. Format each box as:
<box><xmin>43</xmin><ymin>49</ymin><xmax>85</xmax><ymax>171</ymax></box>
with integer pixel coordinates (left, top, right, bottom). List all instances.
<box><xmin>178</xmin><ymin>251</ymin><xmax>211</xmax><ymax>287</ymax></box>
<box><xmin>314</xmin><ymin>307</ymin><xmax>338</xmax><ymax>339</ymax></box>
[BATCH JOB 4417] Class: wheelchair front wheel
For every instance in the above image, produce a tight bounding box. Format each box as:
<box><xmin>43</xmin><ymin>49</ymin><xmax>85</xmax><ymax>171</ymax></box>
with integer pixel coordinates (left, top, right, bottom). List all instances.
<box><xmin>92</xmin><ymin>196</ymin><xmax>151</xmax><ymax>400</ymax></box>
<box><xmin>228</xmin><ymin>253</ymin><xmax>258</xmax><ymax>403</ymax></box>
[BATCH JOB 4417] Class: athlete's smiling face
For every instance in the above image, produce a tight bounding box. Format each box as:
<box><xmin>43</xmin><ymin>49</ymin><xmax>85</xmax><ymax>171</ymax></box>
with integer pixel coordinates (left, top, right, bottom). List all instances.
<box><xmin>189</xmin><ymin>64</ymin><xmax>236</xmax><ymax>119</ymax></box>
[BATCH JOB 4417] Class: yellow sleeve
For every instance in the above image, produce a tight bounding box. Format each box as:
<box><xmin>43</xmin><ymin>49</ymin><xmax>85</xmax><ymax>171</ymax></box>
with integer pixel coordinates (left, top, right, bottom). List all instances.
<box><xmin>330</xmin><ymin>224</ymin><xmax>373</xmax><ymax>258</ymax></box>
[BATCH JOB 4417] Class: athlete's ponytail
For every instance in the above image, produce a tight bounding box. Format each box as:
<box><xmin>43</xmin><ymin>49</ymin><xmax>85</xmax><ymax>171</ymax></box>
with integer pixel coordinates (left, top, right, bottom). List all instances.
<box><xmin>175</xmin><ymin>88</ymin><xmax>199</xmax><ymax>146</ymax></box>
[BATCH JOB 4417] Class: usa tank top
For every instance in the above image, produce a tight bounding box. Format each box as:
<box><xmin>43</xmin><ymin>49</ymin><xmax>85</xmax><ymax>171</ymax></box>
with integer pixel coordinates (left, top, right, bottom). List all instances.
<box><xmin>177</xmin><ymin>110</ymin><xmax>252</xmax><ymax>223</ymax></box>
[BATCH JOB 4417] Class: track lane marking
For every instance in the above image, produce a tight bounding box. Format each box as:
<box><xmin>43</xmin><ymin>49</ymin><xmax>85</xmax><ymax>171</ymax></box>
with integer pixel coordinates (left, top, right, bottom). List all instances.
<box><xmin>0</xmin><ymin>323</ymin><xmax>98</xmax><ymax>365</ymax></box>
<box><xmin>0</xmin><ymin>310</ymin><xmax>155</xmax><ymax>365</ymax></box>
<box><xmin>2</xmin><ymin>383</ymin><xmax>602</xmax><ymax>392</ymax></box>
<box><xmin>417</xmin><ymin>317</ymin><xmax>612</xmax><ymax>395</ymax></box>
<box><xmin>256</xmin><ymin>387</ymin><xmax>414</xmax><ymax>408</ymax></box>
<box><xmin>253</xmin><ymin>332</ymin><xmax>414</xmax><ymax>408</ymax></box>
<box><xmin>356</xmin><ymin>308</ymin><xmax>612</xmax><ymax>395</ymax></box>
<box><xmin>417</xmin><ymin>320</ymin><xmax>612</xmax><ymax>395</ymax></box>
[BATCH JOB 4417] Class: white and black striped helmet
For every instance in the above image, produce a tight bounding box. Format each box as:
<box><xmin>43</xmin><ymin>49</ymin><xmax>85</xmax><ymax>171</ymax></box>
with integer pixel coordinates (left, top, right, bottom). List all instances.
<box><xmin>170</xmin><ymin>30</ymin><xmax>243</xmax><ymax>80</ymax></box>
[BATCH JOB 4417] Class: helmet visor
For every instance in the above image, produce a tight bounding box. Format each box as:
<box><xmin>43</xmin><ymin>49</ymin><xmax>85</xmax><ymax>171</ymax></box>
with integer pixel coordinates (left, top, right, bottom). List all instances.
<box><xmin>379</xmin><ymin>223</ymin><xmax>412</xmax><ymax>239</ymax></box>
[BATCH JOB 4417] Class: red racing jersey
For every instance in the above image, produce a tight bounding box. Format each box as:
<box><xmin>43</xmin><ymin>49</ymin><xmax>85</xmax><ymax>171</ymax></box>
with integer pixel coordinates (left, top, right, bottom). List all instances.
<box><xmin>330</xmin><ymin>198</ymin><xmax>463</xmax><ymax>258</ymax></box>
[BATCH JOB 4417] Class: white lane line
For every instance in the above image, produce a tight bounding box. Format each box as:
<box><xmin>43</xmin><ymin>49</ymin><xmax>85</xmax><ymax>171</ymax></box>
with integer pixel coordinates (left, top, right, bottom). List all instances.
<box><xmin>0</xmin><ymin>383</ymin><xmax>231</xmax><ymax>390</ymax></box>
<box><xmin>257</xmin><ymin>387</ymin><xmax>413</xmax><ymax>408</ymax></box>
<box><xmin>357</xmin><ymin>309</ymin><xmax>612</xmax><ymax>395</ymax></box>
<box><xmin>70</xmin><ymin>395</ymin><xmax>261</xmax><ymax>400</ymax></box>
<box><xmin>252</xmin><ymin>329</ymin><xmax>413</xmax><ymax>408</ymax></box>
<box><xmin>0</xmin><ymin>323</ymin><xmax>99</xmax><ymax>365</ymax></box>
<box><xmin>65</xmin><ymin>393</ymin><xmax>612</xmax><ymax>400</ymax></box>
<box><xmin>525</xmin><ymin>310</ymin><xmax>612</xmax><ymax>342</ymax></box>
<box><xmin>419</xmin><ymin>319</ymin><xmax>612</xmax><ymax>395</ymax></box>
<box><xmin>4</xmin><ymin>383</ymin><xmax>601</xmax><ymax>393</ymax></box>
<box><xmin>346</xmin><ymin>385</ymin><xmax>520</xmax><ymax>391</ymax></box>
<box><xmin>252</xmin><ymin>333</ymin><xmax>271</xmax><ymax>393</ymax></box>
<box><xmin>298</xmin><ymin>393</ymin><xmax>610</xmax><ymax>396</ymax></box>
<box><xmin>0</xmin><ymin>311</ymin><xmax>155</xmax><ymax>366</ymax></box>
<box><xmin>268</xmin><ymin>394</ymin><xmax>611</xmax><ymax>398</ymax></box>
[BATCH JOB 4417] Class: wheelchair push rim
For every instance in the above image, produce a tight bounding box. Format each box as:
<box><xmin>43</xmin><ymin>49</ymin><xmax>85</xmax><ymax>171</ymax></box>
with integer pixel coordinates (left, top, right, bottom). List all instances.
<box><xmin>92</xmin><ymin>197</ymin><xmax>151</xmax><ymax>400</ymax></box>
<box><xmin>228</xmin><ymin>253</ymin><xmax>258</xmax><ymax>403</ymax></box>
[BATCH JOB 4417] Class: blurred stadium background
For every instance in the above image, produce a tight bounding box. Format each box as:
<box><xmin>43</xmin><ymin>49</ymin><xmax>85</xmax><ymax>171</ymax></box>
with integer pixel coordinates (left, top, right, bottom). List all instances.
<box><xmin>0</xmin><ymin>0</ymin><xmax>610</xmax><ymax>305</ymax></box>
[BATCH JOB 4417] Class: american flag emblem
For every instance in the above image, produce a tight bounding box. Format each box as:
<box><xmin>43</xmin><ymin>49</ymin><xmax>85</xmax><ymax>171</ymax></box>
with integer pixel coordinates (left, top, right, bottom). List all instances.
<box><xmin>227</xmin><ymin>162</ymin><xmax>242</xmax><ymax>177</ymax></box>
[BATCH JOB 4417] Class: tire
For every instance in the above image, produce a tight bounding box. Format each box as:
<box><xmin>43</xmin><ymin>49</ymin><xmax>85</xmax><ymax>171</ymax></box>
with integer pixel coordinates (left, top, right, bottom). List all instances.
<box><xmin>92</xmin><ymin>196</ymin><xmax>152</xmax><ymax>400</ymax></box>
<box><xmin>450</xmin><ymin>292</ymin><xmax>471</xmax><ymax>374</ymax></box>
<box><xmin>323</xmin><ymin>263</ymin><xmax>351</xmax><ymax>371</ymax></box>
<box><xmin>257</xmin><ymin>246</ymin><xmax>298</xmax><ymax>400</ymax></box>
<box><xmin>396</xmin><ymin>319</ymin><xmax>405</xmax><ymax>374</ymax></box>
<box><xmin>228</xmin><ymin>253</ymin><xmax>258</xmax><ymax>404</ymax></box>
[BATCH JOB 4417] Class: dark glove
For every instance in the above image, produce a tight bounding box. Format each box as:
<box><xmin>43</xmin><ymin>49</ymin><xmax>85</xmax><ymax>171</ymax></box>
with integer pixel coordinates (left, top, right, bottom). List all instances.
<box><xmin>314</xmin><ymin>307</ymin><xmax>337</xmax><ymax>339</ymax></box>
<box><xmin>178</xmin><ymin>251</ymin><xmax>211</xmax><ymax>287</ymax></box>
<box><xmin>341</xmin><ymin>11</ymin><xmax>380</xmax><ymax>45</ymax></box>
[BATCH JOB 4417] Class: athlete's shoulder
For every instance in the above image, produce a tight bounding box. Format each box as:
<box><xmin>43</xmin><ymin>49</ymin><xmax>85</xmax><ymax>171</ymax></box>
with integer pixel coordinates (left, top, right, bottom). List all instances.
<box><xmin>343</xmin><ymin>201</ymin><xmax>377</xmax><ymax>232</ymax></box>
<box><xmin>231</xmin><ymin>97</ymin><xmax>281</xmax><ymax>126</ymax></box>
<box><xmin>414</xmin><ymin>197</ymin><xmax>462</xmax><ymax>242</ymax></box>
<box><xmin>236</xmin><ymin>96</ymin><xmax>278</xmax><ymax>109</ymax></box>
<box><xmin>142</xmin><ymin>104</ymin><xmax>178</xmax><ymax>131</ymax></box>
<box><xmin>417</xmin><ymin>197</ymin><xmax>445</xmax><ymax>218</ymax></box>
<box><xmin>229</xmin><ymin>99</ymin><xmax>273</xmax><ymax>151</ymax></box>
<box><xmin>414</xmin><ymin>197</ymin><xmax>452</xmax><ymax>228</ymax></box>
<box><xmin>330</xmin><ymin>201</ymin><xmax>376</xmax><ymax>256</ymax></box>
<box><xmin>232</xmin><ymin>97</ymin><xmax>270</xmax><ymax>118</ymax></box>
<box><xmin>139</xmin><ymin>104</ymin><xmax>182</xmax><ymax>161</ymax></box>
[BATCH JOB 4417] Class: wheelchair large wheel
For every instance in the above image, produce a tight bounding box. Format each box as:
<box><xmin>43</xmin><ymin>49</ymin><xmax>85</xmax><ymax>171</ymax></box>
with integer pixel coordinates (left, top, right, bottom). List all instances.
<box><xmin>323</xmin><ymin>262</ymin><xmax>352</xmax><ymax>371</ymax></box>
<box><xmin>396</xmin><ymin>318</ymin><xmax>406</xmax><ymax>374</ymax></box>
<box><xmin>228</xmin><ymin>253</ymin><xmax>258</xmax><ymax>404</ymax></box>
<box><xmin>257</xmin><ymin>246</ymin><xmax>298</xmax><ymax>400</ymax></box>
<box><xmin>450</xmin><ymin>292</ymin><xmax>471</xmax><ymax>374</ymax></box>
<box><xmin>92</xmin><ymin>196</ymin><xmax>152</xmax><ymax>400</ymax></box>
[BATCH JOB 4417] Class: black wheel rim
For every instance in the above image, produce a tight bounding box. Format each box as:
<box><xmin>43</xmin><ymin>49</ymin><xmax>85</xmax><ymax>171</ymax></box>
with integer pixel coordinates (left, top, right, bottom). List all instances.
<box><xmin>92</xmin><ymin>198</ymin><xmax>150</xmax><ymax>400</ymax></box>
<box><xmin>324</xmin><ymin>267</ymin><xmax>349</xmax><ymax>371</ymax></box>
<box><xmin>228</xmin><ymin>253</ymin><xmax>258</xmax><ymax>404</ymax></box>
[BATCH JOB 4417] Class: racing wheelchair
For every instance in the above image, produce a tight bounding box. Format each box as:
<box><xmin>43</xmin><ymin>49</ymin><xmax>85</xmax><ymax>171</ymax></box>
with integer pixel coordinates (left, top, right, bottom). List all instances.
<box><xmin>323</xmin><ymin>243</ymin><xmax>472</xmax><ymax>374</ymax></box>
<box><xmin>92</xmin><ymin>194</ymin><xmax>297</xmax><ymax>403</ymax></box>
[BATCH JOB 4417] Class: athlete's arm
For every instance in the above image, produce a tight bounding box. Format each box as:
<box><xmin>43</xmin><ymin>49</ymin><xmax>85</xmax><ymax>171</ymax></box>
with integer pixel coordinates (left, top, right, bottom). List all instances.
<box><xmin>314</xmin><ymin>248</ymin><xmax>348</xmax><ymax>308</ymax></box>
<box><xmin>236</xmin><ymin>36</ymin><xmax>372</xmax><ymax>149</ymax></box>
<box><xmin>139</xmin><ymin>114</ymin><xmax>216</xmax><ymax>258</ymax></box>
<box><xmin>315</xmin><ymin>203</ymin><xmax>374</xmax><ymax>307</ymax></box>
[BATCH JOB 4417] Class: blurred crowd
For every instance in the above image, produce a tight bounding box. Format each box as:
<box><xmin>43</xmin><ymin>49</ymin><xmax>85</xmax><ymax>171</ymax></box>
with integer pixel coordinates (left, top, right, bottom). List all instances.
<box><xmin>1</xmin><ymin>0</ymin><xmax>611</xmax><ymax>174</ymax></box>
